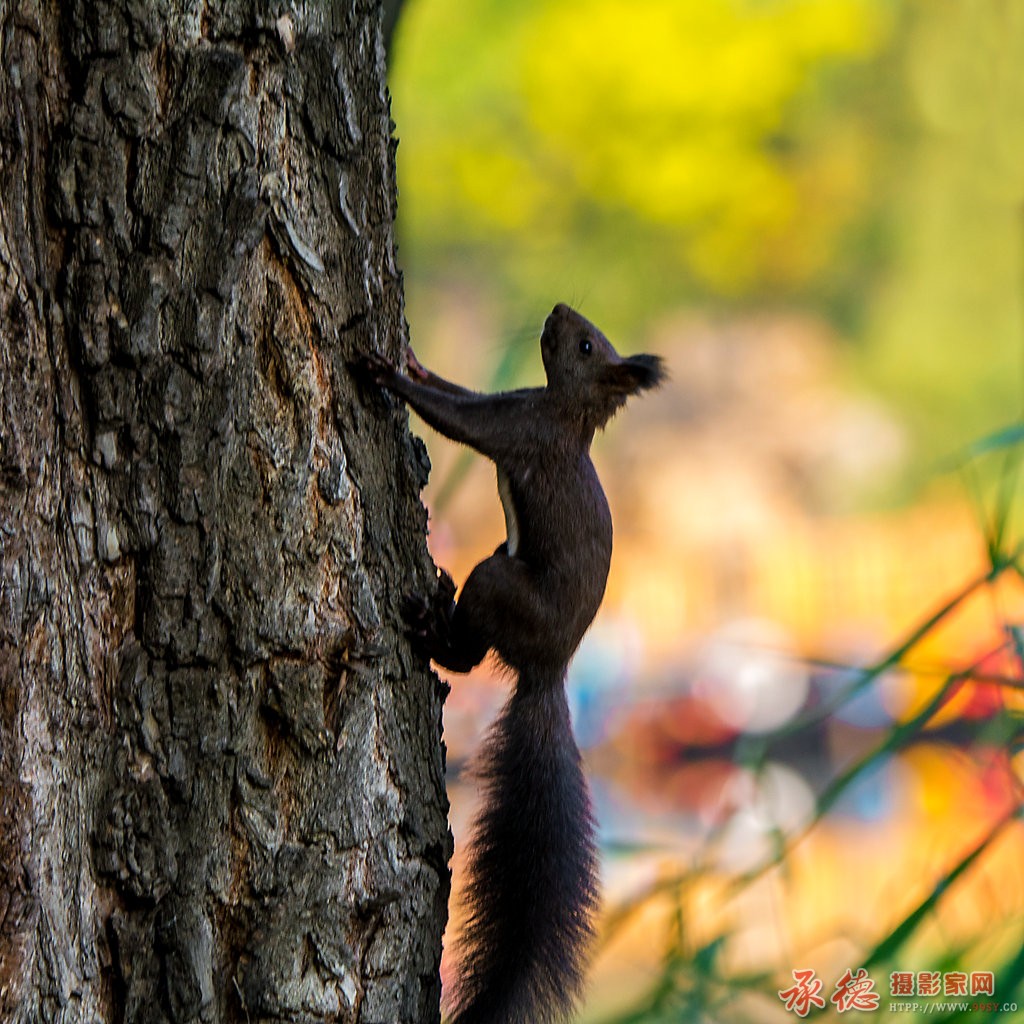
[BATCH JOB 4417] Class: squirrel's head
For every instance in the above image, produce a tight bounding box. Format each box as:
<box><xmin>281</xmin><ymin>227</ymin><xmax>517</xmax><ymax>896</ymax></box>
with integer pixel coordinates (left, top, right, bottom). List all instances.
<box><xmin>540</xmin><ymin>303</ymin><xmax>664</xmax><ymax>429</ymax></box>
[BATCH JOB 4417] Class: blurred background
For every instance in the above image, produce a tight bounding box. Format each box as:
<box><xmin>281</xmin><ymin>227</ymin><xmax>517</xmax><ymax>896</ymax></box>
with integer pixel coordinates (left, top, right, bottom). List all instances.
<box><xmin>386</xmin><ymin>1</ymin><xmax>1024</xmax><ymax>1020</ymax></box>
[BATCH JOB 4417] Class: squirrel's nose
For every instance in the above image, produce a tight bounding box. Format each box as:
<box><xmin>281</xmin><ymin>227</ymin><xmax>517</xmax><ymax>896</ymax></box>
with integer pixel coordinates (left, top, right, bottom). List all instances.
<box><xmin>551</xmin><ymin>302</ymin><xmax>570</xmax><ymax>319</ymax></box>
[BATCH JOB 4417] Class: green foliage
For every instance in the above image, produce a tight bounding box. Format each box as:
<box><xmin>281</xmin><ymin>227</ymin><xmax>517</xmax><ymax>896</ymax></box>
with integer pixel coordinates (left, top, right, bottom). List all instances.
<box><xmin>857</xmin><ymin>1</ymin><xmax>1024</xmax><ymax>459</ymax></box>
<box><xmin>391</xmin><ymin>0</ymin><xmax>894</xmax><ymax>329</ymax></box>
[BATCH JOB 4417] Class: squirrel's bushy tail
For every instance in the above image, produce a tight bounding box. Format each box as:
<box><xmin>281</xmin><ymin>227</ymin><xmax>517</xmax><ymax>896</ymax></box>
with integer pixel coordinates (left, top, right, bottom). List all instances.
<box><xmin>448</xmin><ymin>670</ymin><xmax>599</xmax><ymax>1024</ymax></box>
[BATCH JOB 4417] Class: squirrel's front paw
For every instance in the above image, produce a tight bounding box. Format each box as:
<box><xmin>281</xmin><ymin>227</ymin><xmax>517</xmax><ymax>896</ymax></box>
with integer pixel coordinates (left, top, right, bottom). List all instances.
<box><xmin>405</xmin><ymin>347</ymin><xmax>430</xmax><ymax>382</ymax></box>
<box><xmin>355</xmin><ymin>352</ymin><xmax>397</xmax><ymax>386</ymax></box>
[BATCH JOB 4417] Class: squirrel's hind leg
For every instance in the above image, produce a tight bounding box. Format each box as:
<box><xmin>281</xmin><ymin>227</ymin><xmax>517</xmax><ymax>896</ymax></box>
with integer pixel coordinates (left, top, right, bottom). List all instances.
<box><xmin>450</xmin><ymin>553</ymin><xmax>556</xmax><ymax>675</ymax></box>
<box><xmin>403</xmin><ymin>569</ymin><xmax>488</xmax><ymax>673</ymax></box>
<box><xmin>405</xmin><ymin>554</ymin><xmax>554</xmax><ymax>676</ymax></box>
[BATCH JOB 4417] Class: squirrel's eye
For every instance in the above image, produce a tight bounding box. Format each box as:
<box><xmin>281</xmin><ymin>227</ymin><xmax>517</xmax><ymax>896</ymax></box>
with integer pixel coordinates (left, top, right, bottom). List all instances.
<box><xmin>578</xmin><ymin>338</ymin><xmax>592</xmax><ymax>356</ymax></box>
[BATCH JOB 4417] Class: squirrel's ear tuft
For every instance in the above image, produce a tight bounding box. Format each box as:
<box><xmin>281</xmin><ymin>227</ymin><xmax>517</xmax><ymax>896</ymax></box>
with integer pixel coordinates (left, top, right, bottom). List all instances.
<box><xmin>602</xmin><ymin>354</ymin><xmax>666</xmax><ymax>394</ymax></box>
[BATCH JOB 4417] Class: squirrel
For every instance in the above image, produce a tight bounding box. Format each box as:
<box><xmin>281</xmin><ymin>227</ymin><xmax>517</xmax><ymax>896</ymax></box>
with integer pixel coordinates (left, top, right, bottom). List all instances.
<box><xmin>361</xmin><ymin>303</ymin><xmax>664</xmax><ymax>1024</ymax></box>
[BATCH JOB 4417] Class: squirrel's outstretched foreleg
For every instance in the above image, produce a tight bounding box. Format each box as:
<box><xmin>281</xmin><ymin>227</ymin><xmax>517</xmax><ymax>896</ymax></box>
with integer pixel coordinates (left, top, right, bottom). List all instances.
<box><xmin>358</xmin><ymin>352</ymin><xmax>519</xmax><ymax>459</ymax></box>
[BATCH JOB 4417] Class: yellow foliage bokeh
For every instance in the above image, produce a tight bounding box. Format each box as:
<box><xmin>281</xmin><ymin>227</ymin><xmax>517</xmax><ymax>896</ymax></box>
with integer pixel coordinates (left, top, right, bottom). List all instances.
<box><xmin>393</xmin><ymin>0</ymin><xmax>889</xmax><ymax>294</ymax></box>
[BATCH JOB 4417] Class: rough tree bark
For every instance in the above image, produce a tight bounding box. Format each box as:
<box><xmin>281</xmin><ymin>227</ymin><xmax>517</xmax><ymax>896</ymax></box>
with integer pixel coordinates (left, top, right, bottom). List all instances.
<box><xmin>0</xmin><ymin>2</ymin><xmax>449</xmax><ymax>1022</ymax></box>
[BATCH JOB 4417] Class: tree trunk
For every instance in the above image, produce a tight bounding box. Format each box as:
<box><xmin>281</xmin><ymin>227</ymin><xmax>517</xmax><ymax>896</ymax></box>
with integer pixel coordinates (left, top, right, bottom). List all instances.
<box><xmin>0</xmin><ymin>2</ymin><xmax>449</xmax><ymax>1022</ymax></box>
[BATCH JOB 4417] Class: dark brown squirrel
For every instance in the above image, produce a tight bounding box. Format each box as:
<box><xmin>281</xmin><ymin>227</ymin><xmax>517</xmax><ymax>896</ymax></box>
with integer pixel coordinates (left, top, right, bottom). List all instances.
<box><xmin>361</xmin><ymin>303</ymin><xmax>664</xmax><ymax>1024</ymax></box>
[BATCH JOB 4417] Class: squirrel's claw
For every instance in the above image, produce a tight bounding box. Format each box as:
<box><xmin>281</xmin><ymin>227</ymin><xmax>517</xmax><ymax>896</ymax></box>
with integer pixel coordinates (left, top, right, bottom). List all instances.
<box><xmin>436</xmin><ymin>568</ymin><xmax>457</xmax><ymax>604</ymax></box>
<box><xmin>355</xmin><ymin>351</ymin><xmax>397</xmax><ymax>386</ymax></box>
<box><xmin>402</xmin><ymin>569</ymin><xmax>458</xmax><ymax>662</ymax></box>
<box><xmin>406</xmin><ymin>347</ymin><xmax>429</xmax><ymax>382</ymax></box>
<box><xmin>401</xmin><ymin>591</ymin><xmax>437</xmax><ymax>662</ymax></box>
<box><xmin>401</xmin><ymin>591</ymin><xmax>431</xmax><ymax>635</ymax></box>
